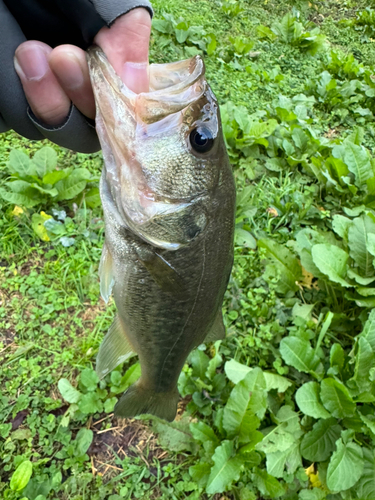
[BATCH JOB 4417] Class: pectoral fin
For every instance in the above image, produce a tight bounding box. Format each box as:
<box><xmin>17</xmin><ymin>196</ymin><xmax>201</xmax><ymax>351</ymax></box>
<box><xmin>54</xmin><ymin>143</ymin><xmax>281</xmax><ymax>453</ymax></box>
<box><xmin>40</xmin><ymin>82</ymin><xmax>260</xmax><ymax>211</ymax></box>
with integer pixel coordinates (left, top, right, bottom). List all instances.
<box><xmin>136</xmin><ymin>247</ymin><xmax>185</xmax><ymax>297</ymax></box>
<box><xmin>99</xmin><ymin>242</ymin><xmax>114</xmax><ymax>303</ymax></box>
<box><xmin>96</xmin><ymin>314</ymin><xmax>134</xmax><ymax>379</ymax></box>
<box><xmin>204</xmin><ymin>309</ymin><xmax>226</xmax><ymax>343</ymax></box>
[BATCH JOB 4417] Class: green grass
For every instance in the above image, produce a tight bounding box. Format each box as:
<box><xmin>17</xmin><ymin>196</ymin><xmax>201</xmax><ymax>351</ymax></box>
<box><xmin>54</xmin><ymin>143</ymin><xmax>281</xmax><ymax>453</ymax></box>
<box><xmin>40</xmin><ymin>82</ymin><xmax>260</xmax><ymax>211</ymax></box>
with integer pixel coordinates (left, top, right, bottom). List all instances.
<box><xmin>2</xmin><ymin>1</ymin><xmax>375</xmax><ymax>499</ymax></box>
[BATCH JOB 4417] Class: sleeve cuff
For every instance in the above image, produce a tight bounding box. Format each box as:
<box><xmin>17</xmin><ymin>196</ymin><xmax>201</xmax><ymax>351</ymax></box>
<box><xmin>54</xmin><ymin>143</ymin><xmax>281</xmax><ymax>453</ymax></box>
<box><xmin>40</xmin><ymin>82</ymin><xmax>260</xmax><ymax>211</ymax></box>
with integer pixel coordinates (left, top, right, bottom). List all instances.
<box><xmin>27</xmin><ymin>104</ymin><xmax>101</xmax><ymax>154</ymax></box>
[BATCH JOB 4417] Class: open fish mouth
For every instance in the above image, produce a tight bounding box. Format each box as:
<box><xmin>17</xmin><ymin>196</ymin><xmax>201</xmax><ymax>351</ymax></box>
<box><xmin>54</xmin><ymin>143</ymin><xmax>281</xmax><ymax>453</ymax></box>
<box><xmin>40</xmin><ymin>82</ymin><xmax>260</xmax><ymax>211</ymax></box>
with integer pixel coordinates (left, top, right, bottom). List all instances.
<box><xmin>87</xmin><ymin>48</ymin><xmax>216</xmax><ymax>251</ymax></box>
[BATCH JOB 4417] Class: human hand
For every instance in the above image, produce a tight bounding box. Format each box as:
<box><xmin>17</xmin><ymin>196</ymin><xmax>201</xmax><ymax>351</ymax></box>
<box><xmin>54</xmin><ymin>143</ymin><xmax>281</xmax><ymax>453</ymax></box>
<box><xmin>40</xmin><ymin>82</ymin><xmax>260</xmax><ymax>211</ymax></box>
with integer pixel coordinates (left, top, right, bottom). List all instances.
<box><xmin>14</xmin><ymin>9</ymin><xmax>151</xmax><ymax>125</ymax></box>
<box><xmin>0</xmin><ymin>1</ymin><xmax>152</xmax><ymax>153</ymax></box>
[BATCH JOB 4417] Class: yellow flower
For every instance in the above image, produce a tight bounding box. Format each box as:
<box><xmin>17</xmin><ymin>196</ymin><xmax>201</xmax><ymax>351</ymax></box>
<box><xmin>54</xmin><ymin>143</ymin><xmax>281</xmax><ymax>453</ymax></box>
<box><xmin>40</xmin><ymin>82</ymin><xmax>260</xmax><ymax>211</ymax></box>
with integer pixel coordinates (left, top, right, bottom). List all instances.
<box><xmin>11</xmin><ymin>206</ymin><xmax>24</xmax><ymax>216</ymax></box>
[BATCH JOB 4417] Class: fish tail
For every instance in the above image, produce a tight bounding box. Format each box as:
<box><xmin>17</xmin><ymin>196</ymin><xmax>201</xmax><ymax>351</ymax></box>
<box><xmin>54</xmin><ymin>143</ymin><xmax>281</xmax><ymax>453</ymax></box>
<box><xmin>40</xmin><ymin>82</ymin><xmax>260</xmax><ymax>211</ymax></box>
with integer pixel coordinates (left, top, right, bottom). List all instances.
<box><xmin>114</xmin><ymin>382</ymin><xmax>179</xmax><ymax>422</ymax></box>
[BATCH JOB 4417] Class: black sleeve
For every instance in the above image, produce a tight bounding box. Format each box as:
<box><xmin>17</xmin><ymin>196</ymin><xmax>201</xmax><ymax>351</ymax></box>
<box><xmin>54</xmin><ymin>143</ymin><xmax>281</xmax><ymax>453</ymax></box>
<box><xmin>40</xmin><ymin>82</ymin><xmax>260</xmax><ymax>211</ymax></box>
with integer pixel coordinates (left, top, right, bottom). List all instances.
<box><xmin>0</xmin><ymin>0</ymin><xmax>153</xmax><ymax>153</ymax></box>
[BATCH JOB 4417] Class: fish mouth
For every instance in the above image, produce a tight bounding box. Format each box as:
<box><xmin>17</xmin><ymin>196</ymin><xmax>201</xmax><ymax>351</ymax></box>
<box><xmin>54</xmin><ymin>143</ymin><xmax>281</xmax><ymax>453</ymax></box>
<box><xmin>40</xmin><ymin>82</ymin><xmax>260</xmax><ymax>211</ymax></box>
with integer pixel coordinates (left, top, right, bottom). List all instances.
<box><xmin>87</xmin><ymin>47</ymin><xmax>207</xmax><ymax>123</ymax></box>
<box><xmin>88</xmin><ymin>45</ymin><xmax>205</xmax><ymax>95</ymax></box>
<box><xmin>148</xmin><ymin>56</ymin><xmax>205</xmax><ymax>93</ymax></box>
<box><xmin>87</xmin><ymin>48</ymin><xmax>209</xmax><ymax>250</ymax></box>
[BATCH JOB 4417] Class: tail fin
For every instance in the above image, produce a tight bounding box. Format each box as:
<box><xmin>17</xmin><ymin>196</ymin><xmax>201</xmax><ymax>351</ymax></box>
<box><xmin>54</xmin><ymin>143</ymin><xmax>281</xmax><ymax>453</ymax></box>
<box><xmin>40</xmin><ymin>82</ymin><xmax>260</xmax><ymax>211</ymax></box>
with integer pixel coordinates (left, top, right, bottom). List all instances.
<box><xmin>114</xmin><ymin>383</ymin><xmax>179</xmax><ymax>422</ymax></box>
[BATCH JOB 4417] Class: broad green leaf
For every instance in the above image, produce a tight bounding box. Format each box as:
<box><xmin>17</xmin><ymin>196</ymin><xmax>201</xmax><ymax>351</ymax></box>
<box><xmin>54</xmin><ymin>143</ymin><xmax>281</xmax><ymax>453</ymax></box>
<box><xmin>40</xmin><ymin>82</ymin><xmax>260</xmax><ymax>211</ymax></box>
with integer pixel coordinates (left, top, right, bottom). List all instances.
<box><xmin>343</xmin><ymin>141</ymin><xmax>373</xmax><ymax>187</ymax></box>
<box><xmin>348</xmin><ymin>126</ymin><xmax>364</xmax><ymax>145</ymax></box>
<box><xmin>223</xmin><ymin>368</ymin><xmax>266</xmax><ymax>437</ymax></box>
<box><xmin>235</xmin><ymin>228</ymin><xmax>256</xmax><ymax>249</ymax></box>
<box><xmin>258</xmin><ymin>239</ymin><xmax>301</xmax><ymax>294</ymax></box>
<box><xmin>332</xmin><ymin>214</ymin><xmax>352</xmax><ymax>240</ymax></box>
<box><xmin>295</xmin><ymin>382</ymin><xmax>331</xmax><ymax>419</ymax></box>
<box><xmin>8</xmin><ymin>150</ymin><xmax>36</xmax><ymax>177</ymax></box>
<box><xmin>152</xmin><ymin>19</ymin><xmax>173</xmax><ymax>34</ymax></box>
<box><xmin>31</xmin><ymin>212</ymin><xmax>52</xmax><ymax>242</ymax></box>
<box><xmin>153</xmin><ymin>417</ymin><xmax>197</xmax><ymax>453</ymax></box>
<box><xmin>32</xmin><ymin>147</ymin><xmax>57</xmax><ymax>177</ymax></box>
<box><xmin>253</xmin><ymin>468</ymin><xmax>284</xmax><ymax>498</ymax></box>
<box><xmin>243</xmin><ymin>368</ymin><xmax>267</xmax><ymax>419</ymax></box>
<box><xmin>111</xmin><ymin>363</ymin><xmax>141</xmax><ymax>394</ymax></box>
<box><xmin>189</xmin><ymin>462</ymin><xmax>211</xmax><ymax>487</ymax></box>
<box><xmin>58</xmin><ymin>378</ymin><xmax>82</xmax><ymax>404</ymax></box>
<box><xmin>206</xmin><ymin>440</ymin><xmax>243</xmax><ymax>494</ymax></box>
<box><xmin>276</xmin><ymin>405</ymin><xmax>301</xmax><ymax>435</ymax></box>
<box><xmin>78</xmin><ymin>392</ymin><xmax>103</xmax><ymax>414</ymax></box>
<box><xmin>361</xmin><ymin>309</ymin><xmax>375</xmax><ymax>351</ymax></box>
<box><xmin>257</xmin><ymin>25</ymin><xmax>277</xmax><ymax>41</ymax></box>
<box><xmin>271</xmin><ymin>13</ymin><xmax>296</xmax><ymax>43</ymax></box>
<box><xmin>358</xmin><ymin>411</ymin><xmax>375</xmax><ymax>435</ymax></box>
<box><xmin>292</xmin><ymin>128</ymin><xmax>308</xmax><ymax>152</ymax></box>
<box><xmin>355</xmin><ymin>447</ymin><xmax>375</xmax><ymax>500</ymax></box>
<box><xmin>12</xmin><ymin>429</ymin><xmax>32</xmax><ymax>440</ymax></box>
<box><xmin>279</xmin><ymin>336</ymin><xmax>320</xmax><ymax>374</ymax></box>
<box><xmin>80</xmin><ymin>368</ymin><xmax>99</xmax><ymax>391</ymax></box>
<box><xmin>347</xmin><ymin>268</ymin><xmax>375</xmax><ymax>285</ymax></box>
<box><xmin>206</xmin><ymin>341</ymin><xmax>222</xmax><ymax>380</ymax></box>
<box><xmin>266</xmin><ymin>441</ymin><xmax>301</xmax><ymax>478</ymax></box>
<box><xmin>84</xmin><ymin>187</ymin><xmax>101</xmax><ymax>208</ymax></box>
<box><xmin>10</xmin><ymin>461</ymin><xmax>33</xmax><ymax>491</ymax></box>
<box><xmin>55</xmin><ymin>168</ymin><xmax>91</xmax><ymax>201</ymax></box>
<box><xmin>206</xmin><ymin>33</ymin><xmax>216</xmax><ymax>55</ymax></box>
<box><xmin>74</xmin><ymin>428</ymin><xmax>93</xmax><ymax>456</ymax></box>
<box><xmin>190</xmin><ymin>350</ymin><xmax>209</xmax><ymax>379</ymax></box>
<box><xmin>42</xmin><ymin>170</ymin><xmax>68</xmax><ymax>185</ymax></box>
<box><xmin>348</xmin><ymin>215</ymin><xmax>375</xmax><ymax>277</ymax></box>
<box><xmin>223</xmin><ymin>371</ymin><xmax>255</xmax><ymax>437</ymax></box>
<box><xmin>348</xmin><ymin>337</ymin><xmax>374</xmax><ymax>393</ymax></box>
<box><xmin>330</xmin><ymin>343</ymin><xmax>345</xmax><ymax>371</ymax></box>
<box><xmin>311</xmin><ymin>244</ymin><xmax>351</xmax><ymax>287</ymax></box>
<box><xmin>238</xmin><ymin>413</ymin><xmax>263</xmax><ymax>447</ymax></box>
<box><xmin>190</xmin><ymin>421</ymin><xmax>219</xmax><ymax>446</ymax></box>
<box><xmin>31</xmin><ymin>183</ymin><xmax>58</xmax><ymax>197</ymax></box>
<box><xmin>292</xmin><ymin>303</ymin><xmax>315</xmax><ymax>321</ymax></box>
<box><xmin>326</xmin><ymin>438</ymin><xmax>364</xmax><ymax>492</ymax></box>
<box><xmin>0</xmin><ymin>423</ymin><xmax>12</xmax><ymax>438</ymax></box>
<box><xmin>320</xmin><ymin>379</ymin><xmax>355</xmax><ymax>418</ymax></box>
<box><xmin>256</xmin><ymin>426</ymin><xmax>295</xmax><ymax>454</ymax></box>
<box><xmin>367</xmin><ymin>233</ymin><xmax>375</xmax><ymax>257</ymax></box>
<box><xmin>263</xmin><ymin>372</ymin><xmax>292</xmax><ymax>393</ymax></box>
<box><xmin>104</xmin><ymin>397</ymin><xmax>117</xmax><ymax>413</ymax></box>
<box><xmin>299</xmin><ymin>489</ymin><xmax>327</xmax><ymax>500</ymax></box>
<box><xmin>248</xmin><ymin>119</ymin><xmax>277</xmax><ymax>139</ymax></box>
<box><xmin>357</xmin><ymin>286</ymin><xmax>375</xmax><ymax>296</ymax></box>
<box><xmin>225</xmin><ymin>359</ymin><xmax>251</xmax><ymax>384</ymax></box>
<box><xmin>6</xmin><ymin>180</ymin><xmax>34</xmax><ymax>193</ymax></box>
<box><xmin>301</xmin><ymin>418</ymin><xmax>342</xmax><ymax>461</ymax></box>
<box><xmin>0</xmin><ymin>186</ymin><xmax>40</xmax><ymax>208</ymax></box>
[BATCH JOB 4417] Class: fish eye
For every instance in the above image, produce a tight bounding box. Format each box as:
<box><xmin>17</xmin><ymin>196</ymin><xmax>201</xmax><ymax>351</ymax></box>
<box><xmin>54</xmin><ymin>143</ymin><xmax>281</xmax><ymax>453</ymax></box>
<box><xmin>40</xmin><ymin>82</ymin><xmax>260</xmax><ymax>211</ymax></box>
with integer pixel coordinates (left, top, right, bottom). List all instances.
<box><xmin>189</xmin><ymin>127</ymin><xmax>214</xmax><ymax>153</ymax></box>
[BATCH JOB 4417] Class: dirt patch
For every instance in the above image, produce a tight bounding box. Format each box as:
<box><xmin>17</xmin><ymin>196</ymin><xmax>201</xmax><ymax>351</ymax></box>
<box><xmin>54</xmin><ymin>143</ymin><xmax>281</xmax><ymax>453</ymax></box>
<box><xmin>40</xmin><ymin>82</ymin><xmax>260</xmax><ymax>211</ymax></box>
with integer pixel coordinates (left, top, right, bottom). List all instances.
<box><xmin>88</xmin><ymin>417</ymin><xmax>165</xmax><ymax>479</ymax></box>
<box><xmin>307</xmin><ymin>1</ymin><xmax>358</xmax><ymax>23</ymax></box>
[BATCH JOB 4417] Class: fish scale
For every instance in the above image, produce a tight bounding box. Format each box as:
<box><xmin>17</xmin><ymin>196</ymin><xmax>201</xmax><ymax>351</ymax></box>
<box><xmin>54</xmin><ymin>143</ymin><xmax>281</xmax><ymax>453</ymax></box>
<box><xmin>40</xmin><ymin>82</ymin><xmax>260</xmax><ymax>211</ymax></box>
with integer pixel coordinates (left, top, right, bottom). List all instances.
<box><xmin>88</xmin><ymin>47</ymin><xmax>236</xmax><ymax>421</ymax></box>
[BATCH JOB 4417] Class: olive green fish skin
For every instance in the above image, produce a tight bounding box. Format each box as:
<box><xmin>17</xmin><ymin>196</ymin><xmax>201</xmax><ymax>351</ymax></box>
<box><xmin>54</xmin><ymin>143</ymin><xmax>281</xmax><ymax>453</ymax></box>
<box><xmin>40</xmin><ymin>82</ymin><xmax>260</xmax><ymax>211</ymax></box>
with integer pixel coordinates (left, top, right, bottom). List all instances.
<box><xmin>88</xmin><ymin>47</ymin><xmax>236</xmax><ymax>420</ymax></box>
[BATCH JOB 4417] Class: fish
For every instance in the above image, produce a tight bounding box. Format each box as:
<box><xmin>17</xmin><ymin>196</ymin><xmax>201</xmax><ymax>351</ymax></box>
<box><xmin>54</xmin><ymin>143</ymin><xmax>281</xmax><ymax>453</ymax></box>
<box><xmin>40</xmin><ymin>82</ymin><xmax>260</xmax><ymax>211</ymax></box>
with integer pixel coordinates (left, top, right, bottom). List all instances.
<box><xmin>87</xmin><ymin>47</ymin><xmax>236</xmax><ymax>422</ymax></box>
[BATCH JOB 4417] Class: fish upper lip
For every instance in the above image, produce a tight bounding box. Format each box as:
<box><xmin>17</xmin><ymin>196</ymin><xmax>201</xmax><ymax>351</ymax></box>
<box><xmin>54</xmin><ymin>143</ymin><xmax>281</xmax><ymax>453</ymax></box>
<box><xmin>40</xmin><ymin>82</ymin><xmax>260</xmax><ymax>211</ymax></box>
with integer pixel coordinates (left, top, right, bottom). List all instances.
<box><xmin>87</xmin><ymin>46</ymin><xmax>206</xmax><ymax>97</ymax></box>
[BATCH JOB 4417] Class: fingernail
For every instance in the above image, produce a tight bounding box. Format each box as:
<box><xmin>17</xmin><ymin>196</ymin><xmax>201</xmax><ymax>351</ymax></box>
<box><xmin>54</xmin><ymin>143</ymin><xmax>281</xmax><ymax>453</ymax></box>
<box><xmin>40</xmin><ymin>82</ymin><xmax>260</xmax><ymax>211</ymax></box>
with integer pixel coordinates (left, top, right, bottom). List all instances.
<box><xmin>14</xmin><ymin>46</ymin><xmax>49</xmax><ymax>81</ymax></box>
<box><xmin>122</xmin><ymin>62</ymin><xmax>149</xmax><ymax>93</ymax></box>
<box><xmin>52</xmin><ymin>52</ymin><xmax>85</xmax><ymax>90</ymax></box>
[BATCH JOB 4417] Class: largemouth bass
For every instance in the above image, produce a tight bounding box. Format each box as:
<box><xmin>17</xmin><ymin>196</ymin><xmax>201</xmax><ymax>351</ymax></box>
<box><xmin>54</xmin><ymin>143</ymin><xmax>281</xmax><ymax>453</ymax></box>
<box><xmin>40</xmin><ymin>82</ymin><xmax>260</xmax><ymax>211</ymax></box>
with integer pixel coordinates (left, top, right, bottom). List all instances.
<box><xmin>87</xmin><ymin>47</ymin><xmax>236</xmax><ymax>422</ymax></box>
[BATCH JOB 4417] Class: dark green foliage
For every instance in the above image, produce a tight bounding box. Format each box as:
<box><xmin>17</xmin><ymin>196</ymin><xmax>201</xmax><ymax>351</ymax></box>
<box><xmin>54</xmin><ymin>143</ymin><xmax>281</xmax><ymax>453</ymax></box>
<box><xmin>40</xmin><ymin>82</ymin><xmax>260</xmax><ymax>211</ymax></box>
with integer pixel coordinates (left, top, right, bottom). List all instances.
<box><xmin>2</xmin><ymin>1</ymin><xmax>375</xmax><ymax>499</ymax></box>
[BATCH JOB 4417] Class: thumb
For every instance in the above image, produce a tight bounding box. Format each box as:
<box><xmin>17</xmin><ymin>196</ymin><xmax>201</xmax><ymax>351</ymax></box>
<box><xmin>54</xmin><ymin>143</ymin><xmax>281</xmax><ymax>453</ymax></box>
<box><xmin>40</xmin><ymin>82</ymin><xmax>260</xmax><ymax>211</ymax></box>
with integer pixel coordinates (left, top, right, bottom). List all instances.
<box><xmin>94</xmin><ymin>8</ymin><xmax>151</xmax><ymax>93</ymax></box>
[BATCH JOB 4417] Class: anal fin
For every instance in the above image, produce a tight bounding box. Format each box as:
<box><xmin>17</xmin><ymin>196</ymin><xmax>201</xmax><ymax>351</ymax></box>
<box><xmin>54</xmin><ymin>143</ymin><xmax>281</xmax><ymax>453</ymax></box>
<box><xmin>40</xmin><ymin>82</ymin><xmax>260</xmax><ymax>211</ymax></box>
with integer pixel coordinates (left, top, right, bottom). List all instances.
<box><xmin>204</xmin><ymin>309</ymin><xmax>226</xmax><ymax>343</ymax></box>
<box><xmin>96</xmin><ymin>314</ymin><xmax>134</xmax><ymax>379</ymax></box>
<box><xmin>99</xmin><ymin>242</ymin><xmax>114</xmax><ymax>303</ymax></box>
